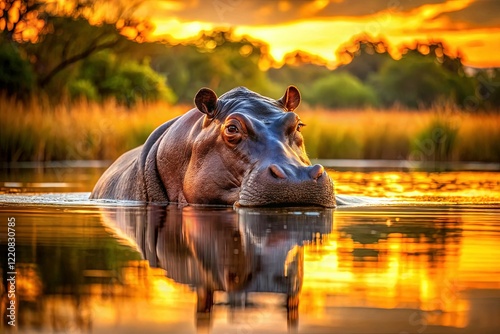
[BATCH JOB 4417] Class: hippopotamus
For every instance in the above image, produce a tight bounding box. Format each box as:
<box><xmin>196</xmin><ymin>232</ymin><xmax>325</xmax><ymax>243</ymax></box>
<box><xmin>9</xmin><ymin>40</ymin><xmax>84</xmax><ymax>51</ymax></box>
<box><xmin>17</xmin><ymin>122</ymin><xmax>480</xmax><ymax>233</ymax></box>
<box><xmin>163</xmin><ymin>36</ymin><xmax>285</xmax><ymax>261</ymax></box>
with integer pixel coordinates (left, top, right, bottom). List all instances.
<box><xmin>90</xmin><ymin>86</ymin><xmax>335</xmax><ymax>207</ymax></box>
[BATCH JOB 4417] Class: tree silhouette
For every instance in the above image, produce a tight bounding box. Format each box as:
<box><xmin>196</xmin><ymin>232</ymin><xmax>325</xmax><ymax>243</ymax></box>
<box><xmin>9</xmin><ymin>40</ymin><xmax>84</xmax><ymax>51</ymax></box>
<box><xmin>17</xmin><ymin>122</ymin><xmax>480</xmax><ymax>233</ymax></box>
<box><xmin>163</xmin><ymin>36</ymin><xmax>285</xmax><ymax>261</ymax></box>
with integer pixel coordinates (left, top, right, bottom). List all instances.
<box><xmin>335</xmin><ymin>34</ymin><xmax>393</xmax><ymax>81</ymax></box>
<box><xmin>1</xmin><ymin>0</ymin><xmax>151</xmax><ymax>89</ymax></box>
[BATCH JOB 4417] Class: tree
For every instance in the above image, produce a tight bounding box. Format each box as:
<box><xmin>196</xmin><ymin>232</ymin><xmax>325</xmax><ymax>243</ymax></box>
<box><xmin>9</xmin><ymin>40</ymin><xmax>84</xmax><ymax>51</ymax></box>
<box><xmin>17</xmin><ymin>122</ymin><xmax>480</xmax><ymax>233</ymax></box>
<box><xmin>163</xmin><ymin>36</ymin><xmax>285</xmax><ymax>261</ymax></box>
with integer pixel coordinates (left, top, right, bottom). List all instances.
<box><xmin>369</xmin><ymin>42</ymin><xmax>475</xmax><ymax>108</ymax></box>
<box><xmin>470</xmin><ymin>68</ymin><xmax>500</xmax><ymax>111</ymax></box>
<box><xmin>267</xmin><ymin>52</ymin><xmax>331</xmax><ymax>91</ymax></box>
<box><xmin>28</xmin><ymin>16</ymin><xmax>127</xmax><ymax>89</ymax></box>
<box><xmin>70</xmin><ymin>50</ymin><xmax>177</xmax><ymax>105</ymax></box>
<box><xmin>335</xmin><ymin>35</ymin><xmax>394</xmax><ymax>81</ymax></box>
<box><xmin>150</xmin><ymin>29</ymin><xmax>275</xmax><ymax>103</ymax></box>
<box><xmin>306</xmin><ymin>73</ymin><xmax>378</xmax><ymax>108</ymax></box>
<box><xmin>1</xmin><ymin>0</ymin><xmax>152</xmax><ymax>91</ymax></box>
<box><xmin>0</xmin><ymin>0</ymin><xmax>46</xmax><ymax>43</ymax></box>
<box><xmin>0</xmin><ymin>40</ymin><xmax>34</xmax><ymax>97</ymax></box>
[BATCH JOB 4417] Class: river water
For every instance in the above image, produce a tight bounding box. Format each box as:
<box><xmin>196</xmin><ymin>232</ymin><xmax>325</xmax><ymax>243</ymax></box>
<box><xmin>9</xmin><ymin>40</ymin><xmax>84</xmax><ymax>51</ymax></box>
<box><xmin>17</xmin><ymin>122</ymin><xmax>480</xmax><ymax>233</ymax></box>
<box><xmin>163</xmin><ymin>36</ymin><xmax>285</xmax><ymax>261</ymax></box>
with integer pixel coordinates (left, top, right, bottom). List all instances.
<box><xmin>0</xmin><ymin>165</ymin><xmax>499</xmax><ymax>333</ymax></box>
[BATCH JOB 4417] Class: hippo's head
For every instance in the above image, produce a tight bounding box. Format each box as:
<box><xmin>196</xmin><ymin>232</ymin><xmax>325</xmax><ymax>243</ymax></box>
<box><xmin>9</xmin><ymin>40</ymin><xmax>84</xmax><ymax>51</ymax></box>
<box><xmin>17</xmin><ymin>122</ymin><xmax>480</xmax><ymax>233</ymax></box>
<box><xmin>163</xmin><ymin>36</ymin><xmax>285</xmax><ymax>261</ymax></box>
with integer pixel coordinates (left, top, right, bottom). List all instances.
<box><xmin>176</xmin><ymin>86</ymin><xmax>335</xmax><ymax>207</ymax></box>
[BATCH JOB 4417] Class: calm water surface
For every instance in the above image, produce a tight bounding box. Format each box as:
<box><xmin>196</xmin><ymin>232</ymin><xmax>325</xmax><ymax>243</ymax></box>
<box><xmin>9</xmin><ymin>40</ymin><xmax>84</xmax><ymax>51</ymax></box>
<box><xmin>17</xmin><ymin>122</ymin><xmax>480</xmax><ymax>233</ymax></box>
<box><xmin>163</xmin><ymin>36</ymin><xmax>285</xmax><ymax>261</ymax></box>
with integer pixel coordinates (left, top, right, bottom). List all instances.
<box><xmin>0</xmin><ymin>166</ymin><xmax>499</xmax><ymax>333</ymax></box>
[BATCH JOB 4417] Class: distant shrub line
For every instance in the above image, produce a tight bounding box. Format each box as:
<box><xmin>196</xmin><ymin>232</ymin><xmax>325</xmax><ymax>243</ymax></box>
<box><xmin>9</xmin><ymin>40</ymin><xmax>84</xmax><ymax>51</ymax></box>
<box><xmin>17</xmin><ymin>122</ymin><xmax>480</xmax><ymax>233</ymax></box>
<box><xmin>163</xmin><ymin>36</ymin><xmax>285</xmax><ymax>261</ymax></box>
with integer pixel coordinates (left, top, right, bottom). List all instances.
<box><xmin>1</xmin><ymin>96</ymin><xmax>498</xmax><ymax>163</ymax></box>
<box><xmin>2</xmin><ymin>26</ymin><xmax>500</xmax><ymax>111</ymax></box>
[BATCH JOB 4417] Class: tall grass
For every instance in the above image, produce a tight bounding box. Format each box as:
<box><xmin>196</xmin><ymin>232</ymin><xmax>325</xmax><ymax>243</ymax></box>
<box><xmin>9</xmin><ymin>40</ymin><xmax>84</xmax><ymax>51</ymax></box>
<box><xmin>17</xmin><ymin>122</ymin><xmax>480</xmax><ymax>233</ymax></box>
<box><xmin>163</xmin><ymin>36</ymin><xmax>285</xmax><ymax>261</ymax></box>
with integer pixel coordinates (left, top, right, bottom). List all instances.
<box><xmin>300</xmin><ymin>109</ymin><xmax>413</xmax><ymax>159</ymax></box>
<box><xmin>299</xmin><ymin>105</ymin><xmax>499</xmax><ymax>162</ymax></box>
<box><xmin>0</xmin><ymin>95</ymin><xmax>183</xmax><ymax>162</ymax></box>
<box><xmin>1</xmin><ymin>95</ymin><xmax>499</xmax><ymax>162</ymax></box>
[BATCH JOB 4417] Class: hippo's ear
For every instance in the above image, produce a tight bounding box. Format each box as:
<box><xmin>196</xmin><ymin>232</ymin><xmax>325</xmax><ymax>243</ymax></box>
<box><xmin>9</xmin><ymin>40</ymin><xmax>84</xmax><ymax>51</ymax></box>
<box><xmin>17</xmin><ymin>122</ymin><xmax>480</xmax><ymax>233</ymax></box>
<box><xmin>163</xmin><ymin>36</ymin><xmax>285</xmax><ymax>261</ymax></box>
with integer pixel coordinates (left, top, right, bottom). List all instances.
<box><xmin>279</xmin><ymin>85</ymin><xmax>301</xmax><ymax>111</ymax></box>
<box><xmin>195</xmin><ymin>88</ymin><xmax>218</xmax><ymax>118</ymax></box>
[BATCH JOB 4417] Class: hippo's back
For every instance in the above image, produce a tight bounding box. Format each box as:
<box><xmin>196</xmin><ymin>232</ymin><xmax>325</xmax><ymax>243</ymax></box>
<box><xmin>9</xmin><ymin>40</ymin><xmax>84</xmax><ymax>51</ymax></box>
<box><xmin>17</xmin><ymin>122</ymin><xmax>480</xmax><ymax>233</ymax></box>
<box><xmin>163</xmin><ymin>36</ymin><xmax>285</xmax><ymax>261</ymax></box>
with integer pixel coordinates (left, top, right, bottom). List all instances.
<box><xmin>90</xmin><ymin>147</ymin><xmax>145</xmax><ymax>200</ymax></box>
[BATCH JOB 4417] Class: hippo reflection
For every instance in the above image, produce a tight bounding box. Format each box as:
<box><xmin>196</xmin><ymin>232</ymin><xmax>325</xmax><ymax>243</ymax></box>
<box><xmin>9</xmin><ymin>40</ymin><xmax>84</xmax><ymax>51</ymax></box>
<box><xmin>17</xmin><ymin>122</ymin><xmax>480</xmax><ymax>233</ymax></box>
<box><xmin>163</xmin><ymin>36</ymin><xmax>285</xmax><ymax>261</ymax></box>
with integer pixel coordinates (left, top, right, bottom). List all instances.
<box><xmin>100</xmin><ymin>205</ymin><xmax>333</xmax><ymax>328</ymax></box>
<box><xmin>91</xmin><ymin>86</ymin><xmax>335</xmax><ymax>207</ymax></box>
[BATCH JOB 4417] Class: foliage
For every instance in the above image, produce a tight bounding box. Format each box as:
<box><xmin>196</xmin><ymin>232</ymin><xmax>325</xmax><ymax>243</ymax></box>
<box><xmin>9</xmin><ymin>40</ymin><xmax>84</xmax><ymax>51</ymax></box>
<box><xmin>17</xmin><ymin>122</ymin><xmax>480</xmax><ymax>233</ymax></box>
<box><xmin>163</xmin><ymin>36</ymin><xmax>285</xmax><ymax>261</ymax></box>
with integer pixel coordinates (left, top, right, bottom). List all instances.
<box><xmin>150</xmin><ymin>30</ymin><xmax>277</xmax><ymax>103</ymax></box>
<box><xmin>267</xmin><ymin>62</ymin><xmax>331</xmax><ymax>103</ymax></box>
<box><xmin>305</xmin><ymin>73</ymin><xmax>379</xmax><ymax>108</ymax></box>
<box><xmin>73</xmin><ymin>51</ymin><xmax>177</xmax><ymax>105</ymax></box>
<box><xmin>0</xmin><ymin>2</ymin><xmax>498</xmax><ymax>110</ymax></box>
<box><xmin>1</xmin><ymin>0</ymin><xmax>152</xmax><ymax>93</ymax></box>
<box><xmin>413</xmin><ymin>116</ymin><xmax>459</xmax><ymax>162</ymax></box>
<box><xmin>335</xmin><ymin>39</ymin><xmax>478</xmax><ymax>109</ymax></box>
<box><xmin>0</xmin><ymin>40</ymin><xmax>35</xmax><ymax>97</ymax></box>
<box><xmin>369</xmin><ymin>52</ymin><xmax>472</xmax><ymax>108</ymax></box>
<box><xmin>335</xmin><ymin>36</ymin><xmax>393</xmax><ymax>81</ymax></box>
<box><xmin>68</xmin><ymin>79</ymin><xmax>99</xmax><ymax>101</ymax></box>
<box><xmin>24</xmin><ymin>16</ymin><xmax>128</xmax><ymax>91</ymax></box>
<box><xmin>486</xmin><ymin>69</ymin><xmax>500</xmax><ymax>108</ymax></box>
<box><xmin>469</xmin><ymin>68</ymin><xmax>500</xmax><ymax>111</ymax></box>
<box><xmin>267</xmin><ymin>51</ymin><xmax>331</xmax><ymax>85</ymax></box>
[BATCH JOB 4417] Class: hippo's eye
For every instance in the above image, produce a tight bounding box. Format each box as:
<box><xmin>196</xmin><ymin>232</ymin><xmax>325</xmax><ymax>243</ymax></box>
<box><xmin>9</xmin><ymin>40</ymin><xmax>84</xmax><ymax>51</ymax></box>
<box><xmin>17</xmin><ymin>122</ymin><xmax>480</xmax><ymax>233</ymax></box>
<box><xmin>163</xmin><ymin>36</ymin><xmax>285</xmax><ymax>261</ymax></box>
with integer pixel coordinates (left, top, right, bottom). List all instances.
<box><xmin>227</xmin><ymin>125</ymin><xmax>239</xmax><ymax>134</ymax></box>
<box><xmin>223</xmin><ymin>121</ymin><xmax>243</xmax><ymax>146</ymax></box>
<box><xmin>297</xmin><ymin>122</ymin><xmax>306</xmax><ymax>132</ymax></box>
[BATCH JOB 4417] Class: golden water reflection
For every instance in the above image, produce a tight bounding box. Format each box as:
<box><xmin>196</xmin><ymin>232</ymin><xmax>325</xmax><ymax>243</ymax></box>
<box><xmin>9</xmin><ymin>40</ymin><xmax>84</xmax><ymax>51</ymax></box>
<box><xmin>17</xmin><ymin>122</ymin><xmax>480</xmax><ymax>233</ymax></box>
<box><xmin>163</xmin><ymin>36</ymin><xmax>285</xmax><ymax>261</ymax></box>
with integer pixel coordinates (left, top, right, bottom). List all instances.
<box><xmin>2</xmin><ymin>202</ymin><xmax>499</xmax><ymax>333</ymax></box>
<box><xmin>330</xmin><ymin>170</ymin><xmax>500</xmax><ymax>203</ymax></box>
<box><xmin>302</xmin><ymin>207</ymin><xmax>478</xmax><ymax>331</ymax></box>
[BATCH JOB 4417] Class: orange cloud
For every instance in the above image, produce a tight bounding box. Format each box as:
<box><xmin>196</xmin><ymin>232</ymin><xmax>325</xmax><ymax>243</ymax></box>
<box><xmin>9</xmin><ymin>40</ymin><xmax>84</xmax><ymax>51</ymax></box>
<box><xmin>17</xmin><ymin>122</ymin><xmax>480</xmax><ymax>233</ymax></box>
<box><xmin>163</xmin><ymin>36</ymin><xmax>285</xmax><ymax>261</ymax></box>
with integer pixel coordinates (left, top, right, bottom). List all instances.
<box><xmin>147</xmin><ymin>0</ymin><xmax>500</xmax><ymax>68</ymax></box>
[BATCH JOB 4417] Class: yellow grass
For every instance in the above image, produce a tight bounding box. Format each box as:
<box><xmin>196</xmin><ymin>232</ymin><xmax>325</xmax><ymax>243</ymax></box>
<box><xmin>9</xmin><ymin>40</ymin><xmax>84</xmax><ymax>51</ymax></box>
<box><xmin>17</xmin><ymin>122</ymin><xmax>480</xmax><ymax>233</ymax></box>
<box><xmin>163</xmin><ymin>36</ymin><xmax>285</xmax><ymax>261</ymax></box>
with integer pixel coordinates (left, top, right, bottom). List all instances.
<box><xmin>300</xmin><ymin>107</ymin><xmax>500</xmax><ymax>162</ymax></box>
<box><xmin>1</xmin><ymin>95</ymin><xmax>184</xmax><ymax>161</ymax></box>
<box><xmin>1</xmin><ymin>95</ymin><xmax>499</xmax><ymax>162</ymax></box>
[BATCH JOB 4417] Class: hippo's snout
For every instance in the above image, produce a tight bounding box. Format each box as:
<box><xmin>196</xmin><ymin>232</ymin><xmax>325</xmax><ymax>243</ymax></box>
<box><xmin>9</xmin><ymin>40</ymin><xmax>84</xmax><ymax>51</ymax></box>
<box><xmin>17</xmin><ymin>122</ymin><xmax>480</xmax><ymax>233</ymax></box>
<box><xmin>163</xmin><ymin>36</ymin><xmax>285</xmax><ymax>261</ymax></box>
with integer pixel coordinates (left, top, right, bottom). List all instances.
<box><xmin>238</xmin><ymin>163</ymin><xmax>336</xmax><ymax>208</ymax></box>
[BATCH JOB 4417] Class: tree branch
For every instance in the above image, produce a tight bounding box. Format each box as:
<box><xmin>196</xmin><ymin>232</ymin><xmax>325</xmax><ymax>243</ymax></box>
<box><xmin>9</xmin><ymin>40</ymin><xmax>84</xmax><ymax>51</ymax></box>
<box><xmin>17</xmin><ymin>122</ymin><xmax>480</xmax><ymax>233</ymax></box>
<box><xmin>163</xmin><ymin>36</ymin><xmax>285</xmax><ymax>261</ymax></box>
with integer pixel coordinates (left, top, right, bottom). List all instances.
<box><xmin>38</xmin><ymin>38</ymin><xmax>120</xmax><ymax>87</ymax></box>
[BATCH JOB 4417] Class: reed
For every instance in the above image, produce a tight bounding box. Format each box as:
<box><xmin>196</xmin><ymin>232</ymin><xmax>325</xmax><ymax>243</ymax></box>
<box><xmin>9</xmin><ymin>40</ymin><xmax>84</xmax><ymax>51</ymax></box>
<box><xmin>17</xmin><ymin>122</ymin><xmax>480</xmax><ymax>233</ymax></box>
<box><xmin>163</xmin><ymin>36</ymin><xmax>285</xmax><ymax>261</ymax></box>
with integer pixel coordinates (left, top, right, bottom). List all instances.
<box><xmin>1</xmin><ymin>95</ymin><xmax>499</xmax><ymax>162</ymax></box>
<box><xmin>298</xmin><ymin>106</ymin><xmax>499</xmax><ymax>162</ymax></box>
<box><xmin>0</xmin><ymin>95</ymin><xmax>184</xmax><ymax>162</ymax></box>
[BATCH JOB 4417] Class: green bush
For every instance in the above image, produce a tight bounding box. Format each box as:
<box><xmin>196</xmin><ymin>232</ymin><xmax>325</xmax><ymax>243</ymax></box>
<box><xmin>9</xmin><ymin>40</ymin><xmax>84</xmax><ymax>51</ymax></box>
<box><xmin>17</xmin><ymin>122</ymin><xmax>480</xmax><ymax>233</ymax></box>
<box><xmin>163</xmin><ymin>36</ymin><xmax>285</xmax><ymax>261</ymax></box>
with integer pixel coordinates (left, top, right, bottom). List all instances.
<box><xmin>0</xmin><ymin>43</ymin><xmax>35</xmax><ymax>98</ymax></box>
<box><xmin>412</xmin><ymin>118</ymin><xmax>458</xmax><ymax>161</ymax></box>
<box><xmin>75</xmin><ymin>51</ymin><xmax>177</xmax><ymax>105</ymax></box>
<box><xmin>68</xmin><ymin>79</ymin><xmax>99</xmax><ymax>101</ymax></box>
<box><xmin>370</xmin><ymin>53</ymin><xmax>474</xmax><ymax>108</ymax></box>
<box><xmin>101</xmin><ymin>61</ymin><xmax>176</xmax><ymax>105</ymax></box>
<box><xmin>305</xmin><ymin>73</ymin><xmax>379</xmax><ymax>108</ymax></box>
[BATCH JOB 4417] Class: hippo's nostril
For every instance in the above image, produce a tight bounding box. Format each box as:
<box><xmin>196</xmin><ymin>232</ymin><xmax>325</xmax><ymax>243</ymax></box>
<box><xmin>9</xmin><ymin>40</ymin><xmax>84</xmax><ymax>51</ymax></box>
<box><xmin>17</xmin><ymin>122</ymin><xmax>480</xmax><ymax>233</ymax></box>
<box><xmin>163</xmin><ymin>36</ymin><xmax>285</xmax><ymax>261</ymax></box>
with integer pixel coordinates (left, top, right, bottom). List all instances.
<box><xmin>309</xmin><ymin>164</ymin><xmax>325</xmax><ymax>180</ymax></box>
<box><xmin>269</xmin><ymin>164</ymin><xmax>287</xmax><ymax>179</ymax></box>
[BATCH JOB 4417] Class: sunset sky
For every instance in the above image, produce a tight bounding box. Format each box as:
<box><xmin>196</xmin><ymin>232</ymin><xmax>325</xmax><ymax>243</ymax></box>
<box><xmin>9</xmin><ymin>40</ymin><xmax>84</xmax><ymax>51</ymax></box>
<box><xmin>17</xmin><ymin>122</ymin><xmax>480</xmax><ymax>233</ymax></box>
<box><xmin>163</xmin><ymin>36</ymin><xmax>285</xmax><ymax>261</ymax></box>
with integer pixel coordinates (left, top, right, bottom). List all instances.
<box><xmin>136</xmin><ymin>0</ymin><xmax>500</xmax><ymax>68</ymax></box>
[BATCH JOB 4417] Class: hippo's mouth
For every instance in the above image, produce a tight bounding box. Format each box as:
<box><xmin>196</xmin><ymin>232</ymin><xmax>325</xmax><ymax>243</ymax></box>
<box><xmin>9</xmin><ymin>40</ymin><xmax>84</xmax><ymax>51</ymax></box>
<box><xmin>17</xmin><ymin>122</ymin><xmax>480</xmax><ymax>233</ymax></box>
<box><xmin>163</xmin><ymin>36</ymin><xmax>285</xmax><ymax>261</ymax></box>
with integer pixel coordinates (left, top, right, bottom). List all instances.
<box><xmin>235</xmin><ymin>171</ymin><xmax>336</xmax><ymax>208</ymax></box>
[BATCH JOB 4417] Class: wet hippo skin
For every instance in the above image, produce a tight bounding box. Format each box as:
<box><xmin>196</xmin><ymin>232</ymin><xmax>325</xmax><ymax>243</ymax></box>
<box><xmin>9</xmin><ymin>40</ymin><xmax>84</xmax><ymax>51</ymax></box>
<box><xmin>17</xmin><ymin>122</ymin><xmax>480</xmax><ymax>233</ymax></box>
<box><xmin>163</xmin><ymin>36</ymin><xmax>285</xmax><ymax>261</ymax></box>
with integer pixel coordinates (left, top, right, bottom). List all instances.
<box><xmin>90</xmin><ymin>86</ymin><xmax>336</xmax><ymax>207</ymax></box>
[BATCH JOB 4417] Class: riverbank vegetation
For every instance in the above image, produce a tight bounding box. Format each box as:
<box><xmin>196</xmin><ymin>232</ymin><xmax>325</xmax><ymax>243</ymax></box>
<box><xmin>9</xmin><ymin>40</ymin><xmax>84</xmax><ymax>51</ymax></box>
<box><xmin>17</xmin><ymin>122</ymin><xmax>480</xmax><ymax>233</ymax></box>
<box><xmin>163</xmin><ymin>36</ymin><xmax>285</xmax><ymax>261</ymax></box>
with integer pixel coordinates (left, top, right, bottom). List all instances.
<box><xmin>2</xmin><ymin>1</ymin><xmax>500</xmax><ymax>109</ymax></box>
<box><xmin>1</xmin><ymin>1</ymin><xmax>499</xmax><ymax>163</ymax></box>
<box><xmin>1</xmin><ymin>95</ymin><xmax>498</xmax><ymax>163</ymax></box>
